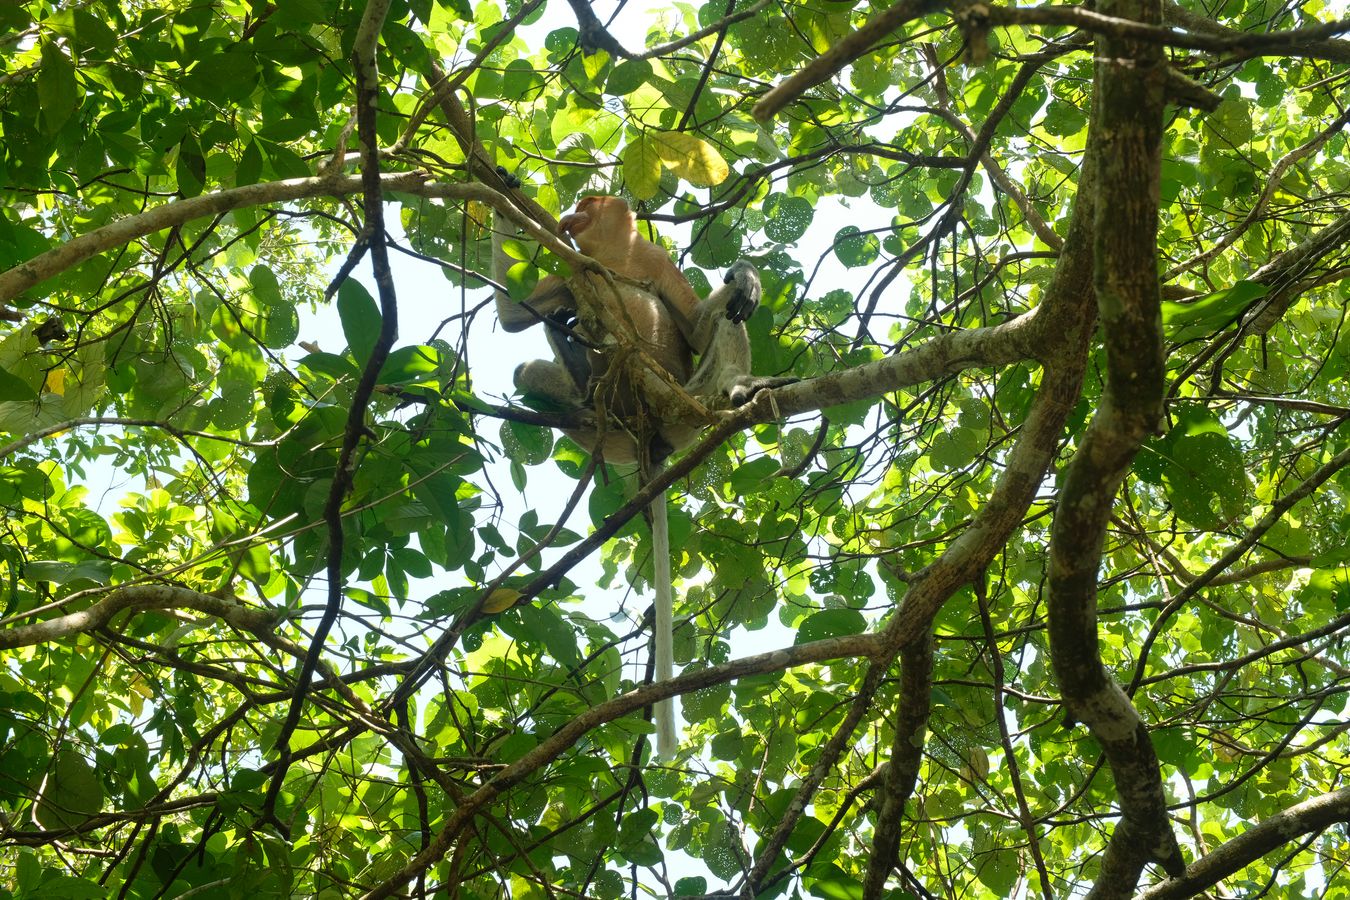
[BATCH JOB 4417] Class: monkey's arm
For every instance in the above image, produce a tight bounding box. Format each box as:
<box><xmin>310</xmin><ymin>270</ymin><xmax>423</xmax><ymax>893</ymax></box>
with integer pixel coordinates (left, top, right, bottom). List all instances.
<box><xmin>629</xmin><ymin>243</ymin><xmax>702</xmax><ymax>324</ymax></box>
<box><xmin>496</xmin><ymin>274</ymin><xmax>577</xmax><ymax>333</ymax></box>
<box><xmin>493</xmin><ymin>208</ymin><xmax>579</xmax><ymax>332</ymax></box>
<box><xmin>681</xmin><ymin>261</ymin><xmax>761</xmax><ymax>354</ymax></box>
<box><xmin>682</xmin><ymin>262</ymin><xmax>794</xmax><ymax>404</ymax></box>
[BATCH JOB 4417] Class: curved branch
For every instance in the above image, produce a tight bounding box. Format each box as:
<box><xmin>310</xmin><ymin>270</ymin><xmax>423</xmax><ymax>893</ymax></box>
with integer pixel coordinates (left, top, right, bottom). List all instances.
<box><xmin>1126</xmin><ymin>435</ymin><xmax>1350</xmax><ymax>695</ymax></box>
<box><xmin>266</xmin><ymin>0</ymin><xmax>399</xmax><ymax>823</ymax></box>
<box><xmin>0</xmin><ymin>417</ymin><xmax>277</xmax><ymax>459</ymax></box>
<box><xmin>1136</xmin><ymin>787</ymin><xmax>1350</xmax><ymax>900</ymax></box>
<box><xmin>861</xmin><ymin>630</ymin><xmax>934</xmax><ymax>899</ymax></box>
<box><xmin>748</xmin><ymin>145</ymin><xmax>1104</xmax><ymax>892</ymax></box>
<box><xmin>977</xmin><ymin>4</ymin><xmax>1350</xmax><ymax>54</ymax></box>
<box><xmin>634</xmin><ymin>0</ymin><xmax>775</xmax><ymax>62</ymax></box>
<box><xmin>1163</xmin><ymin>0</ymin><xmax>1350</xmax><ymax>61</ymax></box>
<box><xmin>1166</xmin><ymin>105</ymin><xmax>1350</xmax><ymax>279</ymax></box>
<box><xmin>0</xmin><ymin>585</ymin><xmax>277</xmax><ymax>650</ymax></box>
<box><xmin>0</xmin><ymin>176</ymin><xmax>581</xmax><ymax>311</ymax></box>
<box><xmin>753</xmin><ymin>0</ymin><xmax>942</xmax><ymax>122</ymax></box>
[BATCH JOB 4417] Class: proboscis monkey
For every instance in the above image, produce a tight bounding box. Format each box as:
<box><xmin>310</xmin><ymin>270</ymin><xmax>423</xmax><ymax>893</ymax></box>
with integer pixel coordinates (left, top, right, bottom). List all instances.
<box><xmin>492</xmin><ymin>194</ymin><xmax>792</xmax><ymax>757</ymax></box>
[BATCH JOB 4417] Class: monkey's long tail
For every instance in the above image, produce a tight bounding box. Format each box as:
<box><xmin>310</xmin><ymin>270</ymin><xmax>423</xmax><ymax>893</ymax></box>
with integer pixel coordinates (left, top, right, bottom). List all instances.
<box><xmin>652</xmin><ymin>489</ymin><xmax>678</xmax><ymax>758</ymax></box>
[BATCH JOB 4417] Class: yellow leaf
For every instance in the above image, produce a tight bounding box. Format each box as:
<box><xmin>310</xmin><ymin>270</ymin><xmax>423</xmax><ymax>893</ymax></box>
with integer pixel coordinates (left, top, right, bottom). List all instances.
<box><xmin>482</xmin><ymin>587</ymin><xmax>522</xmax><ymax>614</ymax></box>
<box><xmin>467</xmin><ymin>200</ymin><xmax>491</xmax><ymax>237</ymax></box>
<box><xmin>622</xmin><ymin>134</ymin><xmax>662</xmax><ymax>200</ymax></box>
<box><xmin>43</xmin><ymin>367</ymin><xmax>66</xmax><ymax>395</ymax></box>
<box><xmin>650</xmin><ymin>131</ymin><xmax>730</xmax><ymax>187</ymax></box>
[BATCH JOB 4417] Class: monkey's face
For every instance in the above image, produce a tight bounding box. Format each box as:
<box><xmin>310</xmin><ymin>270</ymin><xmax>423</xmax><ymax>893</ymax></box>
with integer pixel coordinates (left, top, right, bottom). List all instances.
<box><xmin>560</xmin><ymin>195</ymin><xmax>635</xmax><ymax>254</ymax></box>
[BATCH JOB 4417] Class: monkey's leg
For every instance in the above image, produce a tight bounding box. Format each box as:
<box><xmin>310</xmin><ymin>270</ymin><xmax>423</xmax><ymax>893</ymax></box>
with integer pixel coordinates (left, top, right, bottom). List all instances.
<box><xmin>515</xmin><ymin>358</ymin><xmax>586</xmax><ymax>407</ymax></box>
<box><xmin>542</xmin><ymin>307</ymin><xmax>592</xmax><ymax>396</ymax></box>
<box><xmin>680</xmin><ymin>264</ymin><xmax>756</xmax><ymax>399</ymax></box>
<box><xmin>685</xmin><ymin>328</ymin><xmax>793</xmax><ymax>405</ymax></box>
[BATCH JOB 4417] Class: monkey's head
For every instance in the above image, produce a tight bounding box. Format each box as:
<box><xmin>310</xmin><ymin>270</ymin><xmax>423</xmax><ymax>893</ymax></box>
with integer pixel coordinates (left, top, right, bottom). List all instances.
<box><xmin>560</xmin><ymin>195</ymin><xmax>636</xmax><ymax>255</ymax></box>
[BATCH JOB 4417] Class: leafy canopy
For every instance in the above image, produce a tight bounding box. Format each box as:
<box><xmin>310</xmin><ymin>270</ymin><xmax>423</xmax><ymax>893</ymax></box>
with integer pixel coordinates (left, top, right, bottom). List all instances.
<box><xmin>1</xmin><ymin>0</ymin><xmax>1350</xmax><ymax>898</ymax></box>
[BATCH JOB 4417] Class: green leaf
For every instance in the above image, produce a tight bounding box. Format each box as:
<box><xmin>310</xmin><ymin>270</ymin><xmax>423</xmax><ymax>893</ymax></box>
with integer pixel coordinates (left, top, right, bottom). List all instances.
<box><xmin>175</xmin><ymin>133</ymin><xmax>206</xmax><ymax>197</ymax></box>
<box><xmin>379</xmin><ymin>344</ymin><xmax>442</xmax><ymax>385</ymax></box>
<box><xmin>36</xmin><ymin>750</ymin><xmax>103</xmax><ymax>829</ymax></box>
<box><xmin>1163</xmin><ymin>429</ymin><xmax>1249</xmax><ymax>529</ymax></box>
<box><xmin>701</xmin><ymin>821</ymin><xmax>742</xmax><ymax>881</ymax></box>
<box><xmin>73</xmin><ymin>10</ymin><xmax>116</xmax><ymax>56</ymax></box>
<box><xmin>975</xmin><ymin>848</ymin><xmax>1020</xmax><ymax>895</ymax></box>
<box><xmin>795</xmin><ymin>609</ymin><xmax>867</xmax><ymax>644</ymax></box>
<box><xmin>764</xmin><ymin>194</ymin><xmax>813</xmax><ymax>243</ymax></box>
<box><xmin>0</xmin><ymin>366</ymin><xmax>37</xmax><ymax>401</ymax></box>
<box><xmin>38</xmin><ymin>40</ymin><xmax>79</xmax><ymax>135</ymax></box>
<box><xmin>673</xmin><ymin>877</ymin><xmax>708</xmax><ymax>897</ymax></box>
<box><xmin>300</xmin><ymin>351</ymin><xmax>360</xmax><ymax>380</ymax></box>
<box><xmin>501</xmin><ymin>58</ymin><xmax>541</xmax><ymax>101</ymax></box>
<box><xmin>337</xmin><ymin>279</ymin><xmax>382</xmax><ymax>368</ymax></box>
<box><xmin>249</xmin><ymin>265</ymin><xmax>285</xmax><ymax>307</ymax></box>
<box><xmin>582</xmin><ymin>49</ymin><xmax>611</xmax><ymax>83</ymax></box>
<box><xmin>833</xmin><ymin>226</ymin><xmax>880</xmax><ymax>267</ymax></box>
<box><xmin>181</xmin><ymin>50</ymin><xmax>258</xmax><ymax>104</ymax></box>
<box><xmin>710</xmin><ymin>728</ymin><xmax>744</xmax><ymax>760</ymax></box>
<box><xmin>728</xmin><ymin>456</ymin><xmax>778</xmax><ymax>494</ymax></box>
<box><xmin>608</xmin><ymin>59</ymin><xmax>653</xmax><ymax>96</ymax></box>
<box><xmin>500</xmin><ymin>420</ymin><xmax>553</xmax><ymax>465</ymax></box>
<box><xmin>622</xmin><ymin>134</ymin><xmax>662</xmax><ymax>201</ymax></box>
<box><xmin>1162</xmin><ymin>281</ymin><xmax>1268</xmax><ymax>342</ymax></box>
<box><xmin>236</xmin><ymin>139</ymin><xmax>264</xmax><ymax>186</ymax></box>
<box><xmin>805</xmin><ymin>863</ymin><xmax>864</xmax><ymax>900</ymax></box>
<box><xmin>1043</xmin><ymin>98</ymin><xmax>1087</xmax><ymax>137</ymax></box>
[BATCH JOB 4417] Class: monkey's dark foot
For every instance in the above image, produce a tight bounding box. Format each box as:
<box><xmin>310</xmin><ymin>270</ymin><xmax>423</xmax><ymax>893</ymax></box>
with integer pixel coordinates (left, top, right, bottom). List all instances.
<box><xmin>494</xmin><ymin>165</ymin><xmax>522</xmax><ymax>190</ymax></box>
<box><xmin>34</xmin><ymin>317</ymin><xmax>69</xmax><ymax>345</ymax></box>
<box><xmin>649</xmin><ymin>433</ymin><xmax>675</xmax><ymax>465</ymax></box>
<box><xmin>729</xmin><ymin>375</ymin><xmax>796</xmax><ymax>406</ymax></box>
<box><xmin>723</xmin><ymin>260</ymin><xmax>762</xmax><ymax>323</ymax></box>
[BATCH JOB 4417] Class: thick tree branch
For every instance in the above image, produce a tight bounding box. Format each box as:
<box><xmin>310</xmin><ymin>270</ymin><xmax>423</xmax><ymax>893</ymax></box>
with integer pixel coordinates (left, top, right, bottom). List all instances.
<box><xmin>861</xmin><ymin>630</ymin><xmax>935</xmax><ymax>900</ymax></box>
<box><xmin>374</xmin><ymin>138</ymin><xmax>1104</xmax><ymax>896</ymax></box>
<box><xmin>746</xmin><ymin>149</ymin><xmax>1103</xmax><ymax>894</ymax></box>
<box><xmin>394</xmin><ymin>0</ymin><xmax>548</xmax><ymax>153</ymax></box>
<box><xmin>565</xmin><ymin>0</ymin><xmax>631</xmax><ymax>57</ymax></box>
<box><xmin>1045</xmin><ymin>0</ymin><xmax>1182</xmax><ymax>890</ymax></box>
<box><xmin>753</xmin><ymin>2</ymin><xmax>1347</xmax><ymax>124</ymax></box>
<box><xmin>0</xmin><ymin>585</ymin><xmax>276</xmax><ymax>650</ymax></box>
<box><xmin>754</xmin><ymin>0</ymin><xmax>942</xmax><ymax>122</ymax></box>
<box><xmin>975</xmin><ymin>5</ymin><xmax>1350</xmax><ymax>53</ymax></box>
<box><xmin>1136</xmin><ymin>787</ymin><xmax>1350</xmax><ymax>900</ymax></box>
<box><xmin>1163</xmin><ymin>0</ymin><xmax>1350</xmax><ymax>61</ymax></box>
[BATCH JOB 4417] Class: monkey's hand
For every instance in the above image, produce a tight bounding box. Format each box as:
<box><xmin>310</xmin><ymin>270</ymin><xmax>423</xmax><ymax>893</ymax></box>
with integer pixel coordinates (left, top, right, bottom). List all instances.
<box><xmin>723</xmin><ymin>260</ymin><xmax>761</xmax><ymax>323</ymax></box>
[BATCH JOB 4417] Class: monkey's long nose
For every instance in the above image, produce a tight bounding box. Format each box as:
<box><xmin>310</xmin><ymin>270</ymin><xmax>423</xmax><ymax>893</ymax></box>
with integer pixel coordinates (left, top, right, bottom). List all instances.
<box><xmin>559</xmin><ymin>211</ymin><xmax>586</xmax><ymax>237</ymax></box>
